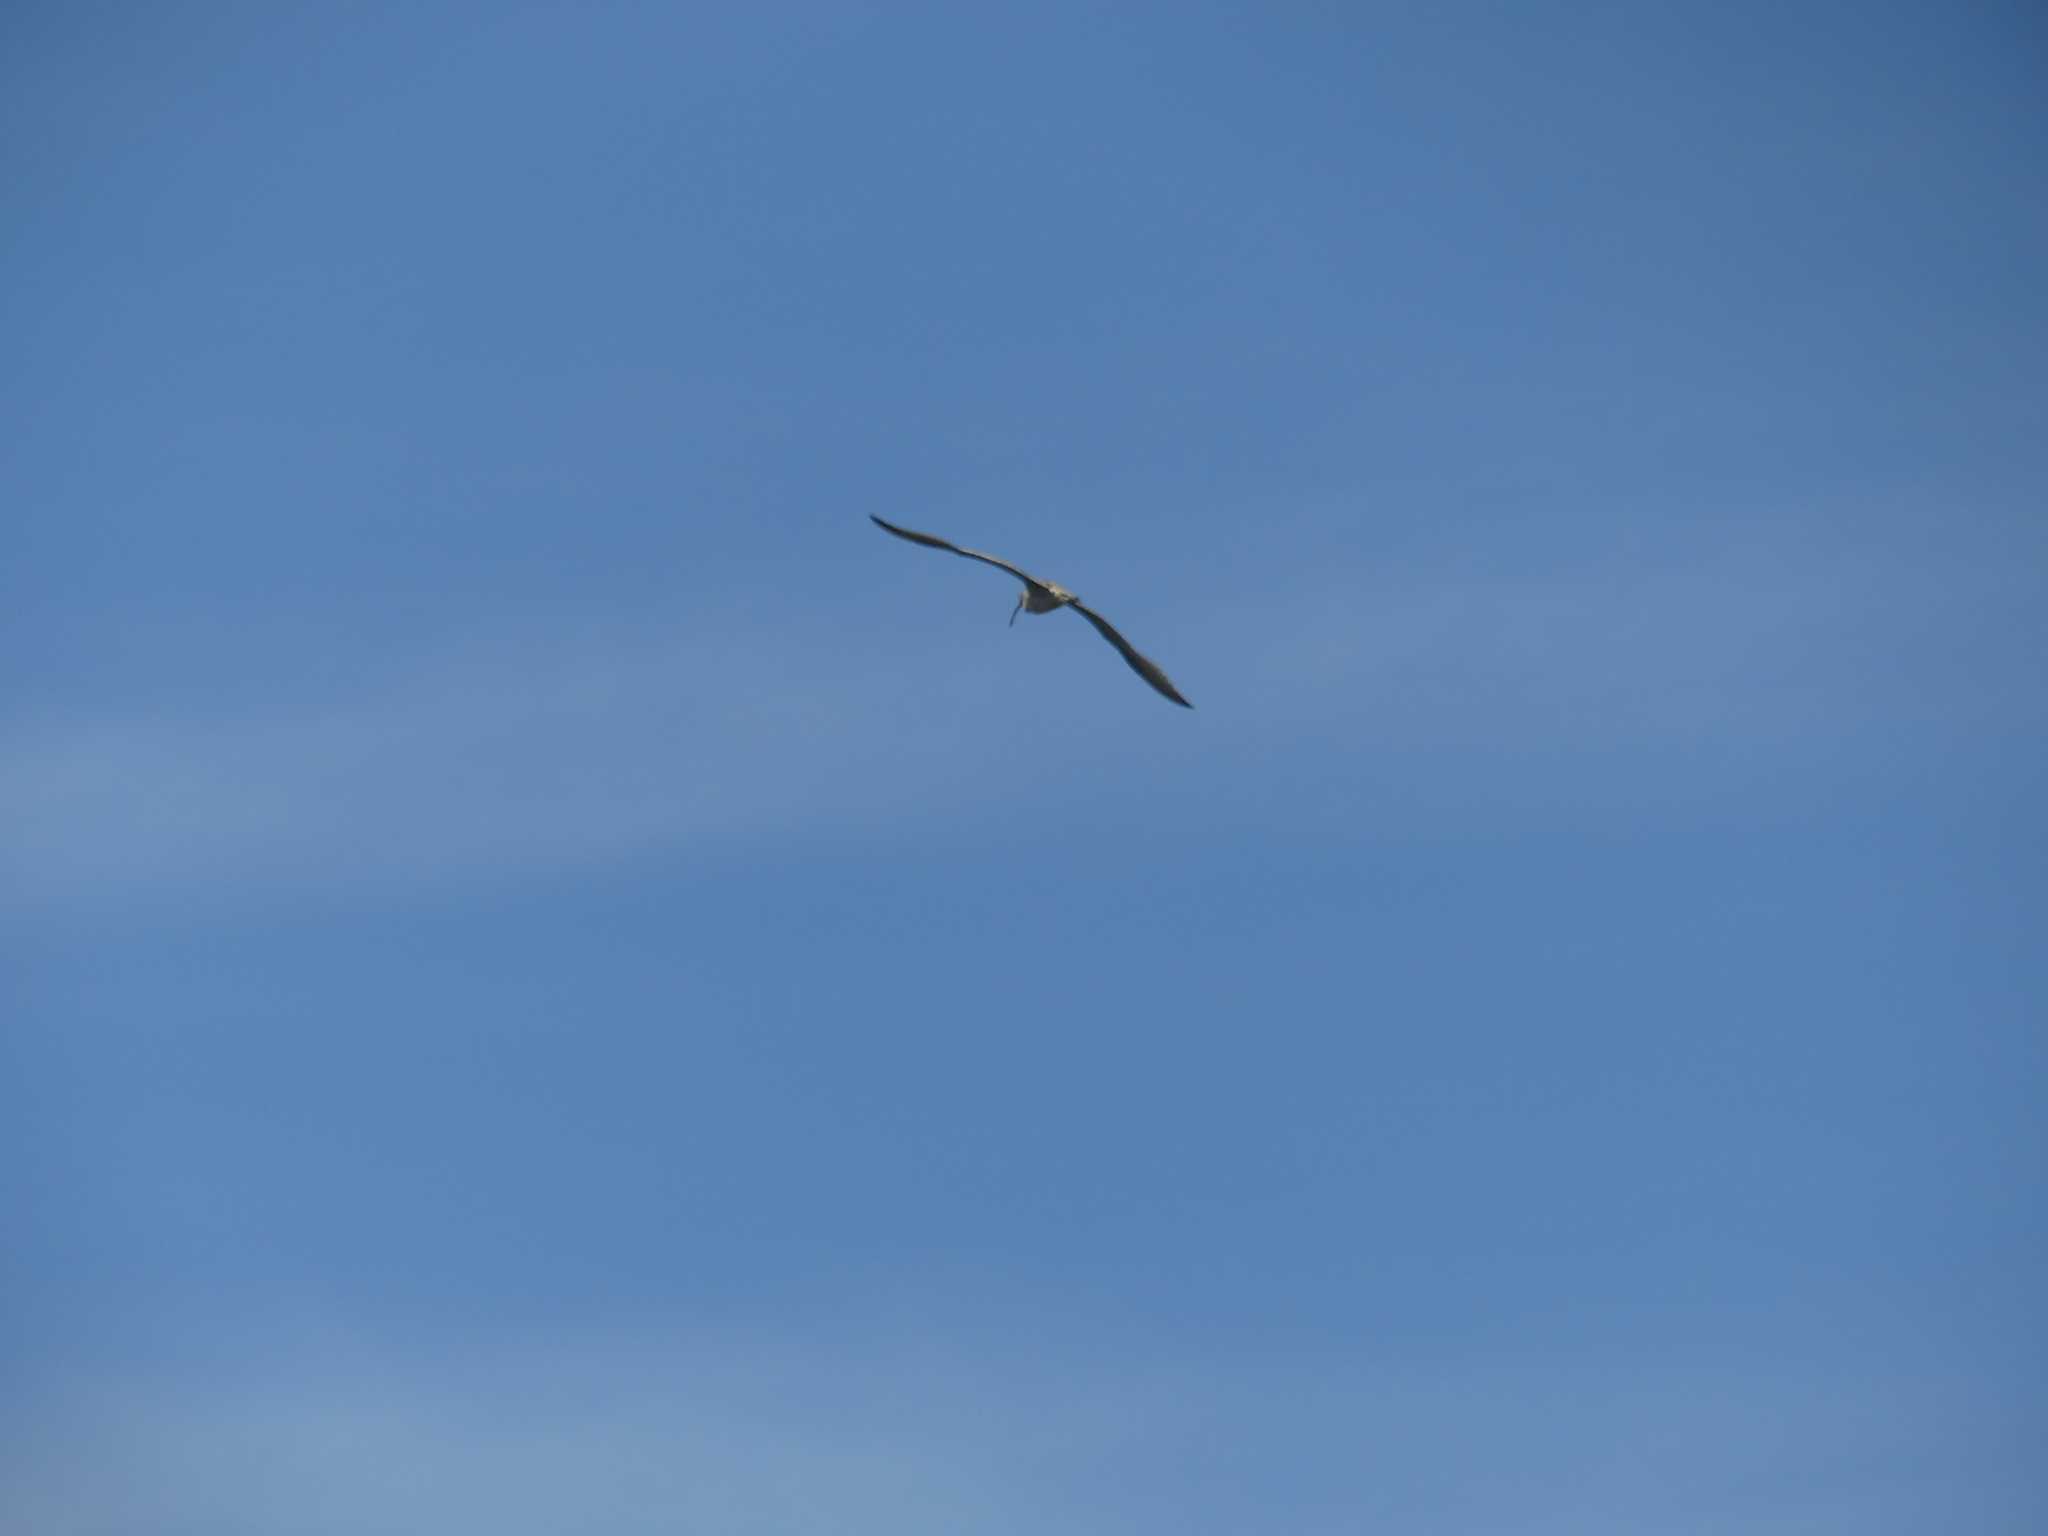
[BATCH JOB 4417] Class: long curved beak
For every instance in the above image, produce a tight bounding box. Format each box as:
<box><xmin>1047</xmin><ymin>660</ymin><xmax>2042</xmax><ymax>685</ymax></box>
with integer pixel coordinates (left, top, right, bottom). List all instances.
<box><xmin>1008</xmin><ymin>593</ymin><xmax>1023</xmax><ymax>627</ymax></box>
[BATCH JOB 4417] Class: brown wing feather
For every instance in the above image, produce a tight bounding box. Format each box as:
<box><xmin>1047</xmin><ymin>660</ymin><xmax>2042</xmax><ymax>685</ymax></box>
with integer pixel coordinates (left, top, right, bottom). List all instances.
<box><xmin>869</xmin><ymin>515</ymin><xmax>1048</xmax><ymax>591</ymax></box>
<box><xmin>1070</xmin><ymin>601</ymin><xmax>1194</xmax><ymax>708</ymax></box>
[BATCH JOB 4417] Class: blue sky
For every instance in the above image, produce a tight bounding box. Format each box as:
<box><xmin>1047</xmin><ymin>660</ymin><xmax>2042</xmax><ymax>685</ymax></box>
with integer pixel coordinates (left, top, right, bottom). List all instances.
<box><xmin>4</xmin><ymin>2</ymin><xmax>2044</xmax><ymax>1530</ymax></box>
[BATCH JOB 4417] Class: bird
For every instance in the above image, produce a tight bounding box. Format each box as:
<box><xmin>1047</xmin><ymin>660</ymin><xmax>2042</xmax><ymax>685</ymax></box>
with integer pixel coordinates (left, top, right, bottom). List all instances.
<box><xmin>869</xmin><ymin>514</ymin><xmax>1192</xmax><ymax>708</ymax></box>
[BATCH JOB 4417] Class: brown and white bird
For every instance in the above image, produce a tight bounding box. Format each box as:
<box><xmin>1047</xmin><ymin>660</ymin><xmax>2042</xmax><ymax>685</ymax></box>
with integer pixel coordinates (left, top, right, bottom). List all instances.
<box><xmin>869</xmin><ymin>515</ymin><xmax>1192</xmax><ymax>708</ymax></box>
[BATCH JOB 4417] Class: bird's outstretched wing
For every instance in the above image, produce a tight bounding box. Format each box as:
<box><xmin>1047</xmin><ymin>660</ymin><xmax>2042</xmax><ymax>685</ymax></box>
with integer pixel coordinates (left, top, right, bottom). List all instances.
<box><xmin>869</xmin><ymin>515</ymin><xmax>1052</xmax><ymax>593</ymax></box>
<box><xmin>1070</xmin><ymin>601</ymin><xmax>1194</xmax><ymax>708</ymax></box>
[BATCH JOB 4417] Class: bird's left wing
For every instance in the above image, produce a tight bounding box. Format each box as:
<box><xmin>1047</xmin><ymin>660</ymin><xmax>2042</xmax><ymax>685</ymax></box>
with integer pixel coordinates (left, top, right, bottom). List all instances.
<box><xmin>869</xmin><ymin>515</ymin><xmax>1049</xmax><ymax>591</ymax></box>
<box><xmin>1070</xmin><ymin>601</ymin><xmax>1193</xmax><ymax>708</ymax></box>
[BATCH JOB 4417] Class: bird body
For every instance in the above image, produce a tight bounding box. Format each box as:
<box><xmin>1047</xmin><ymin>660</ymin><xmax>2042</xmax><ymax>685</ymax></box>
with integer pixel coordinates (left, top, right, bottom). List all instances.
<box><xmin>1018</xmin><ymin>580</ymin><xmax>1074</xmax><ymax>615</ymax></box>
<box><xmin>869</xmin><ymin>515</ymin><xmax>1192</xmax><ymax>707</ymax></box>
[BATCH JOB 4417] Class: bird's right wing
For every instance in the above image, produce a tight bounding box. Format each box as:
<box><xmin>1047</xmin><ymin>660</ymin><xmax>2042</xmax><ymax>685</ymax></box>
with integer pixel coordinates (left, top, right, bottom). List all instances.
<box><xmin>1070</xmin><ymin>601</ymin><xmax>1194</xmax><ymax>708</ymax></box>
<box><xmin>869</xmin><ymin>515</ymin><xmax>1049</xmax><ymax>591</ymax></box>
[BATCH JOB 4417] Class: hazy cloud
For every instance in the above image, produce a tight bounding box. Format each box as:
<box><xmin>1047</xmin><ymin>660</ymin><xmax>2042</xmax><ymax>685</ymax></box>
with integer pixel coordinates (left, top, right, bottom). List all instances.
<box><xmin>2</xmin><ymin>1317</ymin><xmax>2014</xmax><ymax>1536</ymax></box>
<box><xmin>4</xmin><ymin>528</ymin><xmax>2033</xmax><ymax>911</ymax></box>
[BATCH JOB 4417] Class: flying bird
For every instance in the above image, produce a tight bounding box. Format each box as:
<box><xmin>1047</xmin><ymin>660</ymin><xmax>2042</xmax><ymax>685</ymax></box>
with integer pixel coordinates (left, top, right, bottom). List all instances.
<box><xmin>869</xmin><ymin>515</ymin><xmax>1193</xmax><ymax>708</ymax></box>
